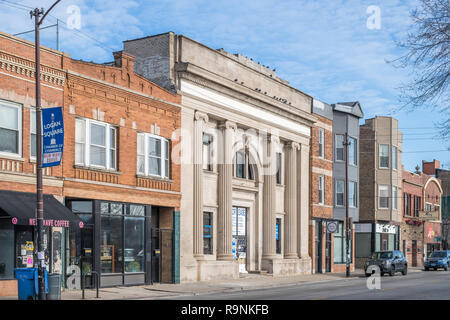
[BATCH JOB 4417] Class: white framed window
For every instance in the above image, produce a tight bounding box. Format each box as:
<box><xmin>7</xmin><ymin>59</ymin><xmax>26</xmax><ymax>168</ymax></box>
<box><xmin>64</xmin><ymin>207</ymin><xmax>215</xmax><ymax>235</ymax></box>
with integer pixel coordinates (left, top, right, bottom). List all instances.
<box><xmin>318</xmin><ymin>175</ymin><xmax>324</xmax><ymax>205</ymax></box>
<box><xmin>392</xmin><ymin>146</ymin><xmax>398</xmax><ymax>170</ymax></box>
<box><xmin>378</xmin><ymin>185</ymin><xmax>389</xmax><ymax>209</ymax></box>
<box><xmin>349</xmin><ymin>181</ymin><xmax>357</xmax><ymax>208</ymax></box>
<box><xmin>30</xmin><ymin>109</ymin><xmax>37</xmax><ymax>159</ymax></box>
<box><xmin>335</xmin><ymin>180</ymin><xmax>345</xmax><ymax>207</ymax></box>
<box><xmin>137</xmin><ymin>132</ymin><xmax>170</xmax><ymax>179</ymax></box>
<box><xmin>0</xmin><ymin>100</ymin><xmax>22</xmax><ymax>157</ymax></box>
<box><xmin>348</xmin><ymin>137</ymin><xmax>357</xmax><ymax>166</ymax></box>
<box><xmin>318</xmin><ymin>128</ymin><xmax>324</xmax><ymax>158</ymax></box>
<box><xmin>75</xmin><ymin>118</ymin><xmax>117</xmax><ymax>170</ymax></box>
<box><xmin>379</xmin><ymin>144</ymin><xmax>389</xmax><ymax>168</ymax></box>
<box><xmin>203</xmin><ymin>133</ymin><xmax>213</xmax><ymax>171</ymax></box>
<box><xmin>276</xmin><ymin>152</ymin><xmax>282</xmax><ymax>185</ymax></box>
<box><xmin>392</xmin><ymin>186</ymin><xmax>398</xmax><ymax>210</ymax></box>
<box><xmin>335</xmin><ymin>134</ymin><xmax>344</xmax><ymax>161</ymax></box>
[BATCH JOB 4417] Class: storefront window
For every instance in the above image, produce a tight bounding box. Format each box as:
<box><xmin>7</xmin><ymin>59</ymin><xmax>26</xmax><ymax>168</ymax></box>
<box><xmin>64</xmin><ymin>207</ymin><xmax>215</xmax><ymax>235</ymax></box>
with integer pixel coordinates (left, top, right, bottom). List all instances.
<box><xmin>101</xmin><ymin>205</ymin><xmax>123</xmax><ymax>274</ymax></box>
<box><xmin>355</xmin><ymin>233</ymin><xmax>371</xmax><ymax>258</ymax></box>
<box><xmin>333</xmin><ymin>222</ymin><xmax>352</xmax><ymax>264</ymax></box>
<box><xmin>125</xmin><ymin>205</ymin><xmax>145</xmax><ymax>273</ymax></box>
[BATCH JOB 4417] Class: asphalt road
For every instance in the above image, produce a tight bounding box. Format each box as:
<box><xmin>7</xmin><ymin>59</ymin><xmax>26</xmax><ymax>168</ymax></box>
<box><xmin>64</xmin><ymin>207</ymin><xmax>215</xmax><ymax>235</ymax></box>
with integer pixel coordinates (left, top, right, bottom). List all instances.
<box><xmin>173</xmin><ymin>270</ymin><xmax>450</xmax><ymax>300</ymax></box>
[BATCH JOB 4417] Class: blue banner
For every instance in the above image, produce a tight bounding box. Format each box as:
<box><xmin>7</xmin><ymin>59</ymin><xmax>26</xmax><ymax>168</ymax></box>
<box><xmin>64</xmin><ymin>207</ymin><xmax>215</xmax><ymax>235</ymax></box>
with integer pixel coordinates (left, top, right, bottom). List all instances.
<box><xmin>42</xmin><ymin>107</ymin><xmax>64</xmax><ymax>168</ymax></box>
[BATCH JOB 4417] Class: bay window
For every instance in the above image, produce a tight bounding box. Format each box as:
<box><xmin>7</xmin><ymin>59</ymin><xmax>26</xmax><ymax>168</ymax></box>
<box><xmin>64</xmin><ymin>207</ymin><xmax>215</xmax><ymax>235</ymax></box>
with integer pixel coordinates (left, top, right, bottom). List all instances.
<box><xmin>335</xmin><ymin>180</ymin><xmax>345</xmax><ymax>207</ymax></box>
<box><xmin>348</xmin><ymin>137</ymin><xmax>357</xmax><ymax>165</ymax></box>
<box><xmin>392</xmin><ymin>186</ymin><xmax>398</xmax><ymax>210</ymax></box>
<box><xmin>392</xmin><ymin>146</ymin><xmax>398</xmax><ymax>170</ymax></box>
<box><xmin>75</xmin><ymin>118</ymin><xmax>117</xmax><ymax>170</ymax></box>
<box><xmin>0</xmin><ymin>100</ymin><xmax>21</xmax><ymax>156</ymax></box>
<box><xmin>349</xmin><ymin>181</ymin><xmax>357</xmax><ymax>208</ymax></box>
<box><xmin>335</xmin><ymin>134</ymin><xmax>344</xmax><ymax>161</ymax></box>
<box><xmin>137</xmin><ymin>132</ymin><xmax>170</xmax><ymax>179</ymax></box>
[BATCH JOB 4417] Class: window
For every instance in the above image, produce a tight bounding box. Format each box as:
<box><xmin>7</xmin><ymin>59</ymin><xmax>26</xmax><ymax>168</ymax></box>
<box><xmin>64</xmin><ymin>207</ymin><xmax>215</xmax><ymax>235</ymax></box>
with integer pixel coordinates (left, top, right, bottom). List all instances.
<box><xmin>276</xmin><ymin>152</ymin><xmax>282</xmax><ymax>184</ymax></box>
<box><xmin>202</xmin><ymin>133</ymin><xmax>213</xmax><ymax>171</ymax></box>
<box><xmin>349</xmin><ymin>181</ymin><xmax>357</xmax><ymax>208</ymax></box>
<box><xmin>348</xmin><ymin>137</ymin><xmax>357</xmax><ymax>165</ymax></box>
<box><xmin>378</xmin><ymin>185</ymin><xmax>389</xmax><ymax>209</ymax></box>
<box><xmin>100</xmin><ymin>203</ymin><xmax>123</xmax><ymax>274</ymax></box>
<box><xmin>318</xmin><ymin>128</ymin><xmax>324</xmax><ymax>158</ymax></box>
<box><xmin>137</xmin><ymin>133</ymin><xmax>170</xmax><ymax>179</ymax></box>
<box><xmin>404</xmin><ymin>193</ymin><xmax>411</xmax><ymax>216</ymax></box>
<box><xmin>75</xmin><ymin>118</ymin><xmax>117</xmax><ymax>170</ymax></box>
<box><xmin>335</xmin><ymin>135</ymin><xmax>344</xmax><ymax>161</ymax></box>
<box><xmin>30</xmin><ymin>110</ymin><xmax>37</xmax><ymax>158</ymax></box>
<box><xmin>335</xmin><ymin>180</ymin><xmax>345</xmax><ymax>207</ymax></box>
<box><xmin>379</xmin><ymin>144</ymin><xmax>389</xmax><ymax>168</ymax></box>
<box><xmin>0</xmin><ymin>100</ymin><xmax>21</xmax><ymax>156</ymax></box>
<box><xmin>235</xmin><ymin>150</ymin><xmax>245</xmax><ymax>178</ymax></box>
<box><xmin>124</xmin><ymin>205</ymin><xmax>145</xmax><ymax>273</ymax></box>
<box><xmin>234</xmin><ymin>150</ymin><xmax>255</xmax><ymax>181</ymax></box>
<box><xmin>392</xmin><ymin>186</ymin><xmax>398</xmax><ymax>210</ymax></box>
<box><xmin>203</xmin><ymin>212</ymin><xmax>213</xmax><ymax>255</ymax></box>
<box><xmin>426</xmin><ymin>203</ymin><xmax>432</xmax><ymax>212</ymax></box>
<box><xmin>318</xmin><ymin>175</ymin><xmax>324</xmax><ymax>205</ymax></box>
<box><xmin>414</xmin><ymin>197</ymin><xmax>421</xmax><ymax>217</ymax></box>
<box><xmin>392</xmin><ymin>146</ymin><xmax>398</xmax><ymax>170</ymax></box>
<box><xmin>334</xmin><ymin>222</ymin><xmax>352</xmax><ymax>264</ymax></box>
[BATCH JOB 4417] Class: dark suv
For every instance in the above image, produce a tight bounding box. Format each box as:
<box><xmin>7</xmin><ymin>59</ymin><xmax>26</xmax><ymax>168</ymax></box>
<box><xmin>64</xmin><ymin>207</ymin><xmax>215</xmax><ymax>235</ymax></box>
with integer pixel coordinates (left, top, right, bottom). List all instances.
<box><xmin>364</xmin><ymin>250</ymin><xmax>408</xmax><ymax>277</ymax></box>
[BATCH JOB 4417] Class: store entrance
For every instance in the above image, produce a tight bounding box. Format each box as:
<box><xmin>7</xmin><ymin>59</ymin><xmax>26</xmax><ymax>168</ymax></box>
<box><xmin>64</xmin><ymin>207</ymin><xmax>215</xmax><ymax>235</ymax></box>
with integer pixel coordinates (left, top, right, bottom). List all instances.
<box><xmin>151</xmin><ymin>207</ymin><xmax>173</xmax><ymax>284</ymax></box>
<box><xmin>315</xmin><ymin>220</ymin><xmax>322</xmax><ymax>273</ymax></box>
<box><xmin>232</xmin><ymin>207</ymin><xmax>247</xmax><ymax>273</ymax></box>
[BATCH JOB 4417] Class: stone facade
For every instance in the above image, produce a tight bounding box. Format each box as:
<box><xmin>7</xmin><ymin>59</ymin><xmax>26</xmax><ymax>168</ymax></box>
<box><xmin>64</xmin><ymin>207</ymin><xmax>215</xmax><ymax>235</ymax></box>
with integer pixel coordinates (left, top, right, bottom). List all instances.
<box><xmin>125</xmin><ymin>32</ymin><xmax>316</xmax><ymax>282</ymax></box>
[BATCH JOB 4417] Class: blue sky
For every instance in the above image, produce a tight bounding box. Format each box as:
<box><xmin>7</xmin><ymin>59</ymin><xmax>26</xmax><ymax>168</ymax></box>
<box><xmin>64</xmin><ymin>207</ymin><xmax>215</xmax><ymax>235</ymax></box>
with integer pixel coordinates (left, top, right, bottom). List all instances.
<box><xmin>1</xmin><ymin>0</ymin><xmax>448</xmax><ymax>171</ymax></box>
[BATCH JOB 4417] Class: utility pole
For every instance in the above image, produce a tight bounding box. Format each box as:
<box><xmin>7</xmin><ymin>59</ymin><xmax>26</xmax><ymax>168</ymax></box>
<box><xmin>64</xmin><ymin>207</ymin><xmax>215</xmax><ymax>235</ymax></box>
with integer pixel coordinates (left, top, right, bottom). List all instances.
<box><xmin>30</xmin><ymin>0</ymin><xmax>61</xmax><ymax>301</ymax></box>
<box><xmin>343</xmin><ymin>132</ymin><xmax>351</xmax><ymax>278</ymax></box>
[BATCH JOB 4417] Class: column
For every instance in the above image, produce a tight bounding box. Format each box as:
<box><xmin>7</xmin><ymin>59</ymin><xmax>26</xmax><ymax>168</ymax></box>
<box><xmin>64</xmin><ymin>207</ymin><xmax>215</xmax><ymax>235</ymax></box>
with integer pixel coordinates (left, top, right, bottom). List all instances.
<box><xmin>217</xmin><ymin>121</ymin><xmax>236</xmax><ymax>260</ymax></box>
<box><xmin>193</xmin><ymin>111</ymin><xmax>208</xmax><ymax>258</ymax></box>
<box><xmin>262</xmin><ymin>134</ymin><xmax>277</xmax><ymax>259</ymax></box>
<box><xmin>284</xmin><ymin>141</ymin><xmax>300</xmax><ymax>259</ymax></box>
<box><xmin>297</xmin><ymin>143</ymin><xmax>311</xmax><ymax>259</ymax></box>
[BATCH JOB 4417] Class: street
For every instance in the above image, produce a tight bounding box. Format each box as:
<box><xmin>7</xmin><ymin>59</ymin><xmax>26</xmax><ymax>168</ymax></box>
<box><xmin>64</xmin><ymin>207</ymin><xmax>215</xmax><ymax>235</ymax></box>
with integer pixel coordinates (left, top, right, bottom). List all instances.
<box><xmin>170</xmin><ymin>270</ymin><xmax>450</xmax><ymax>300</ymax></box>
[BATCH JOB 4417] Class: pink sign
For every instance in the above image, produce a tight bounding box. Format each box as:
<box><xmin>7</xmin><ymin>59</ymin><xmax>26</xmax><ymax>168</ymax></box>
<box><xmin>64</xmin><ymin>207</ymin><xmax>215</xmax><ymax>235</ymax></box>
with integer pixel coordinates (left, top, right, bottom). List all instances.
<box><xmin>28</xmin><ymin>218</ymin><xmax>70</xmax><ymax>228</ymax></box>
<box><xmin>11</xmin><ymin>217</ymin><xmax>17</xmax><ymax>225</ymax></box>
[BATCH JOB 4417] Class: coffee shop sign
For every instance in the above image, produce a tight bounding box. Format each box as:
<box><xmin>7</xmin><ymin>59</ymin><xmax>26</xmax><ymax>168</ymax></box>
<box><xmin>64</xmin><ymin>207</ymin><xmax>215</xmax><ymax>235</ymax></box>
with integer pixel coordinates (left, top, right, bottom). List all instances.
<box><xmin>375</xmin><ymin>224</ymin><xmax>397</xmax><ymax>234</ymax></box>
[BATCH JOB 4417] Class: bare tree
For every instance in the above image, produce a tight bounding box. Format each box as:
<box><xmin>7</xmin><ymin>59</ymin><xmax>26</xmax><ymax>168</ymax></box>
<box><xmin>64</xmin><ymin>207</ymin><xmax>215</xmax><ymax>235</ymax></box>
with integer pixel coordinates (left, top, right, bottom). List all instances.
<box><xmin>392</xmin><ymin>0</ymin><xmax>450</xmax><ymax>136</ymax></box>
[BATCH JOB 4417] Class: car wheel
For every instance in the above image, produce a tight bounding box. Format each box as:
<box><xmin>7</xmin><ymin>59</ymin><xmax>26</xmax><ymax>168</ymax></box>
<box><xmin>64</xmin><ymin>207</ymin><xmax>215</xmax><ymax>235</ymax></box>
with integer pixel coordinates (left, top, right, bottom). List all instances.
<box><xmin>445</xmin><ymin>263</ymin><xmax>448</xmax><ymax>272</ymax></box>
<box><xmin>381</xmin><ymin>272</ymin><xmax>385</xmax><ymax>276</ymax></box>
<box><xmin>402</xmin><ymin>266</ymin><xmax>408</xmax><ymax>275</ymax></box>
<box><xmin>424</xmin><ymin>267</ymin><xmax>429</xmax><ymax>271</ymax></box>
<box><xmin>434</xmin><ymin>268</ymin><xmax>438</xmax><ymax>271</ymax></box>
<box><xmin>389</xmin><ymin>266</ymin><xmax>395</xmax><ymax>276</ymax></box>
<box><xmin>365</xmin><ymin>273</ymin><xmax>371</xmax><ymax>277</ymax></box>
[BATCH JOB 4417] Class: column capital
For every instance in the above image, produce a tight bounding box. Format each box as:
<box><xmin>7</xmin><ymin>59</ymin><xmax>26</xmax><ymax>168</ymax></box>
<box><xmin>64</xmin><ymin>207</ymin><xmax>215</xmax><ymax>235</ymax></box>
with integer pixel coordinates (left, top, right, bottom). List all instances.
<box><xmin>194</xmin><ymin>111</ymin><xmax>209</xmax><ymax>123</ymax></box>
<box><xmin>219</xmin><ymin>120</ymin><xmax>237</xmax><ymax>131</ymax></box>
<box><xmin>286</xmin><ymin>141</ymin><xmax>301</xmax><ymax>151</ymax></box>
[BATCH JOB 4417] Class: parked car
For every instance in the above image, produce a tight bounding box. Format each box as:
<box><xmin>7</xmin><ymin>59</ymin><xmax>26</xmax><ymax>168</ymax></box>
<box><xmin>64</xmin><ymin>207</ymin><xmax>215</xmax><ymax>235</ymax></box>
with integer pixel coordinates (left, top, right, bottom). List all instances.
<box><xmin>364</xmin><ymin>250</ymin><xmax>408</xmax><ymax>277</ymax></box>
<box><xmin>424</xmin><ymin>250</ymin><xmax>450</xmax><ymax>271</ymax></box>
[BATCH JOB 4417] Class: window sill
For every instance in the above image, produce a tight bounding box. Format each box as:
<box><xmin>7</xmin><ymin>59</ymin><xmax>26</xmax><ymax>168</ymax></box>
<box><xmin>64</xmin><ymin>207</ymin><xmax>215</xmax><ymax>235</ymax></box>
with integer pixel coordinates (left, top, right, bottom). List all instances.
<box><xmin>136</xmin><ymin>174</ymin><xmax>173</xmax><ymax>183</ymax></box>
<box><xmin>0</xmin><ymin>153</ymin><xmax>24</xmax><ymax>162</ymax></box>
<box><xmin>74</xmin><ymin>165</ymin><xmax>122</xmax><ymax>175</ymax></box>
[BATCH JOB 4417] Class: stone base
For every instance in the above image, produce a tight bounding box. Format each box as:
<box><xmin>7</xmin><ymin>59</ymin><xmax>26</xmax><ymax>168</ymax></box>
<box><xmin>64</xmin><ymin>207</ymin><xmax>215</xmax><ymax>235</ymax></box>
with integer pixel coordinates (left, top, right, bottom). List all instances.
<box><xmin>197</xmin><ymin>259</ymin><xmax>240</xmax><ymax>282</ymax></box>
<box><xmin>262</xmin><ymin>257</ymin><xmax>312</xmax><ymax>276</ymax></box>
<box><xmin>0</xmin><ymin>280</ymin><xmax>17</xmax><ymax>296</ymax></box>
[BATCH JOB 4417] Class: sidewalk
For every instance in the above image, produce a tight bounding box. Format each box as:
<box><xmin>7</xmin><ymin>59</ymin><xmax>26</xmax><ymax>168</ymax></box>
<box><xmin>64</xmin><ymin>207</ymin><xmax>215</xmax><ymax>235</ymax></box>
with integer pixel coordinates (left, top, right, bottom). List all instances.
<box><xmin>2</xmin><ymin>267</ymin><xmax>423</xmax><ymax>300</ymax></box>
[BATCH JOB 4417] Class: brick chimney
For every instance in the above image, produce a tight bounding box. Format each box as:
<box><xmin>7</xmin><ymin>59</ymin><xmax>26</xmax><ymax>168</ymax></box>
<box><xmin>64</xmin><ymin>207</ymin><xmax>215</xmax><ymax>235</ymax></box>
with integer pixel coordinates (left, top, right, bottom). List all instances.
<box><xmin>422</xmin><ymin>159</ymin><xmax>440</xmax><ymax>176</ymax></box>
<box><xmin>113</xmin><ymin>51</ymin><xmax>135</xmax><ymax>72</ymax></box>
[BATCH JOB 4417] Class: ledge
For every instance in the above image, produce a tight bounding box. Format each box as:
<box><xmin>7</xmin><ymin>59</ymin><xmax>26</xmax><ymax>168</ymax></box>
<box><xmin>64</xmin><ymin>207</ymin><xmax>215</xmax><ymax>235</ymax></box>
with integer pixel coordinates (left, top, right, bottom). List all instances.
<box><xmin>74</xmin><ymin>165</ymin><xmax>122</xmax><ymax>175</ymax></box>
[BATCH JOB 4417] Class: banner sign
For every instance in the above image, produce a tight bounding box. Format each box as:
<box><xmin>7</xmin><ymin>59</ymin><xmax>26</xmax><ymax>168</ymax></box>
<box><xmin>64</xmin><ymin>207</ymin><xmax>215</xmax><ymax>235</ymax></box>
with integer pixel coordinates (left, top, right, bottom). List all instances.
<box><xmin>42</xmin><ymin>107</ymin><xmax>64</xmax><ymax>168</ymax></box>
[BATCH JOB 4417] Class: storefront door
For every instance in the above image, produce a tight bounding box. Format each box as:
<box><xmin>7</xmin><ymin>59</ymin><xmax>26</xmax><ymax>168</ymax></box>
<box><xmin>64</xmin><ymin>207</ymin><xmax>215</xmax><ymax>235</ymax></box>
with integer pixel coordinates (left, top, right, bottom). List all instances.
<box><xmin>315</xmin><ymin>220</ymin><xmax>322</xmax><ymax>274</ymax></box>
<box><xmin>325</xmin><ymin>231</ymin><xmax>332</xmax><ymax>272</ymax></box>
<box><xmin>412</xmin><ymin>240</ymin><xmax>417</xmax><ymax>267</ymax></box>
<box><xmin>232</xmin><ymin>207</ymin><xmax>247</xmax><ymax>273</ymax></box>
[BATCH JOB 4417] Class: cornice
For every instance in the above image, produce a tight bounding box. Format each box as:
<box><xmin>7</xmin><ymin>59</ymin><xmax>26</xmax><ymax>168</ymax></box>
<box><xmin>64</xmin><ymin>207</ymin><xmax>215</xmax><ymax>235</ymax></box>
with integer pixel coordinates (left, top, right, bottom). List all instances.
<box><xmin>0</xmin><ymin>50</ymin><xmax>65</xmax><ymax>87</ymax></box>
<box><xmin>176</xmin><ymin>63</ymin><xmax>317</xmax><ymax>127</ymax></box>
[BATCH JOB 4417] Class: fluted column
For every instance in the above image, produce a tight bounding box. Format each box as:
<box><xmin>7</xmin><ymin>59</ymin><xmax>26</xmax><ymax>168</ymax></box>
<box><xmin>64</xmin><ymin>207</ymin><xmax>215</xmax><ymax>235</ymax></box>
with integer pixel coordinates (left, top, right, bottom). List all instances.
<box><xmin>284</xmin><ymin>141</ymin><xmax>300</xmax><ymax>259</ymax></box>
<box><xmin>193</xmin><ymin>111</ymin><xmax>208</xmax><ymax>258</ymax></box>
<box><xmin>262</xmin><ymin>134</ymin><xmax>277</xmax><ymax>259</ymax></box>
<box><xmin>217</xmin><ymin>121</ymin><xmax>236</xmax><ymax>260</ymax></box>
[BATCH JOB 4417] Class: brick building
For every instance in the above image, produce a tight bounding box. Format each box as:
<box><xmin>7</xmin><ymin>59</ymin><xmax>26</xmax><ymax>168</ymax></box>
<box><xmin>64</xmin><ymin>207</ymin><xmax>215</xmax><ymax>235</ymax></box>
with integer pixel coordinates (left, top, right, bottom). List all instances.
<box><xmin>401</xmin><ymin>164</ymin><xmax>443</xmax><ymax>267</ymax></box>
<box><xmin>0</xmin><ymin>31</ymin><xmax>182</xmax><ymax>293</ymax></box>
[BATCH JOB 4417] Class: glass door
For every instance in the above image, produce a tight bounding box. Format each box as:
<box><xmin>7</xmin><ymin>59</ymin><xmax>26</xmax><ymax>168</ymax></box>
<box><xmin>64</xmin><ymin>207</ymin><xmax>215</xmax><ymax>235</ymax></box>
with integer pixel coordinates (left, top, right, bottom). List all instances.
<box><xmin>232</xmin><ymin>207</ymin><xmax>247</xmax><ymax>273</ymax></box>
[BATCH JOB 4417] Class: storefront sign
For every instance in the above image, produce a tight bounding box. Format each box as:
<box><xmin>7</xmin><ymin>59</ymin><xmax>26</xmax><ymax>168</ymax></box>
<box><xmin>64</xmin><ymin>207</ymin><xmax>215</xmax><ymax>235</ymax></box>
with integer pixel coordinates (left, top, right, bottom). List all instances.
<box><xmin>28</xmin><ymin>218</ymin><xmax>70</xmax><ymax>228</ymax></box>
<box><xmin>419</xmin><ymin>210</ymin><xmax>439</xmax><ymax>220</ymax></box>
<box><xmin>42</xmin><ymin>107</ymin><xmax>64</xmax><ymax>168</ymax></box>
<box><xmin>375</xmin><ymin>224</ymin><xmax>397</xmax><ymax>234</ymax></box>
<box><xmin>354</xmin><ymin>223</ymin><xmax>372</xmax><ymax>233</ymax></box>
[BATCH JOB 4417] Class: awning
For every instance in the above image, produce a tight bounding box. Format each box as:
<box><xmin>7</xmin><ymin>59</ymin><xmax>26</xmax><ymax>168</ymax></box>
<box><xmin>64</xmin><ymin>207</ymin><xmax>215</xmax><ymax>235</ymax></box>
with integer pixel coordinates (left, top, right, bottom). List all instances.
<box><xmin>0</xmin><ymin>190</ymin><xmax>84</xmax><ymax>229</ymax></box>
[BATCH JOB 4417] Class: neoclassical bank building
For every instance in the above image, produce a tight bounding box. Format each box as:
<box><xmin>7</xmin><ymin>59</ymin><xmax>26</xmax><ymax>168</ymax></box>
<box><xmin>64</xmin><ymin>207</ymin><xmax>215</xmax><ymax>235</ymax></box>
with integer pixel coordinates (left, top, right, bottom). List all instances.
<box><xmin>124</xmin><ymin>32</ymin><xmax>317</xmax><ymax>282</ymax></box>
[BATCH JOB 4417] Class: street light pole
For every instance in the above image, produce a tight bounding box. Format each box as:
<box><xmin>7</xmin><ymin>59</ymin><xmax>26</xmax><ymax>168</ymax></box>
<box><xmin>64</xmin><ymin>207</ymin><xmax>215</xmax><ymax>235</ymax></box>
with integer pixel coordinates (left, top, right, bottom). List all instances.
<box><xmin>30</xmin><ymin>0</ymin><xmax>61</xmax><ymax>301</ymax></box>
